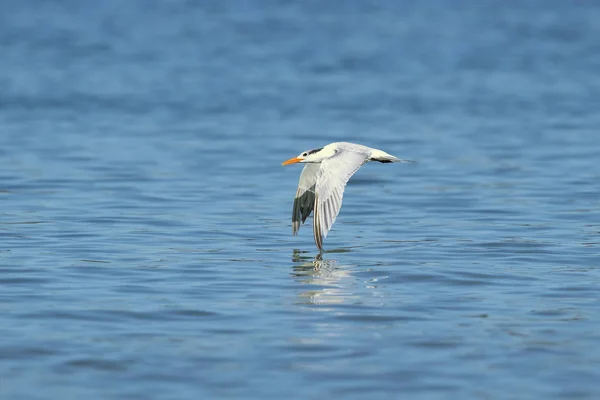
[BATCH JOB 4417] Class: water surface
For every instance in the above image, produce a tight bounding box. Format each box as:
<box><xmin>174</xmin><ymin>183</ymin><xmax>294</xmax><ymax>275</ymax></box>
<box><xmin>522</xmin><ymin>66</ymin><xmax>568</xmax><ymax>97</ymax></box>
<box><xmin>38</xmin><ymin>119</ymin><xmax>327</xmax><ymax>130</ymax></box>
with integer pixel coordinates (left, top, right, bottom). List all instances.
<box><xmin>2</xmin><ymin>1</ymin><xmax>600</xmax><ymax>399</ymax></box>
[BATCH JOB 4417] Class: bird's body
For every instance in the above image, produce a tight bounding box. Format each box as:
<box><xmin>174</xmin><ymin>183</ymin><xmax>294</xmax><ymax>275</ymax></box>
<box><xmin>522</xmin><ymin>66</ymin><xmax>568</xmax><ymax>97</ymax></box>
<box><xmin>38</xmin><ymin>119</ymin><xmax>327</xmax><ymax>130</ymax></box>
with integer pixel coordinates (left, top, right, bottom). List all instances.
<box><xmin>282</xmin><ymin>142</ymin><xmax>412</xmax><ymax>252</ymax></box>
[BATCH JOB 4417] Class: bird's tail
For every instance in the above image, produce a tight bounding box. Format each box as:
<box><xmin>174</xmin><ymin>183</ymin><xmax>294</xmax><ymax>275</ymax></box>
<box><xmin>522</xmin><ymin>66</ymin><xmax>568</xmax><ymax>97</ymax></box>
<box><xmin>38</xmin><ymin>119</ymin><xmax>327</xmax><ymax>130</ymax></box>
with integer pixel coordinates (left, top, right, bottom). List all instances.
<box><xmin>370</xmin><ymin>149</ymin><xmax>415</xmax><ymax>164</ymax></box>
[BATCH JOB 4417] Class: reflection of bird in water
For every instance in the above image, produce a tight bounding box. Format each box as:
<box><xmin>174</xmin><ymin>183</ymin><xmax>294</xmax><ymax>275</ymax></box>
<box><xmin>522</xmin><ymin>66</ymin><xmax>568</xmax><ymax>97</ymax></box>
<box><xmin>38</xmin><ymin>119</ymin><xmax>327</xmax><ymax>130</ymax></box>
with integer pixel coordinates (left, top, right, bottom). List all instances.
<box><xmin>282</xmin><ymin>142</ymin><xmax>413</xmax><ymax>252</ymax></box>
<box><xmin>291</xmin><ymin>249</ymin><xmax>353</xmax><ymax>305</ymax></box>
<box><xmin>291</xmin><ymin>249</ymin><xmax>337</xmax><ymax>270</ymax></box>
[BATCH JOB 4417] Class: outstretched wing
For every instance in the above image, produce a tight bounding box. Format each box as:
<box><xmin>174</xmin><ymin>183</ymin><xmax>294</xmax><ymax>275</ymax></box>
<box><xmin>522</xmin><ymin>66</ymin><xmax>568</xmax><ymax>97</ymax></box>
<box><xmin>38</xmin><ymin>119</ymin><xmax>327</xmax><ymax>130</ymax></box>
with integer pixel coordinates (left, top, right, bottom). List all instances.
<box><xmin>292</xmin><ymin>163</ymin><xmax>319</xmax><ymax>235</ymax></box>
<box><xmin>313</xmin><ymin>150</ymin><xmax>368</xmax><ymax>250</ymax></box>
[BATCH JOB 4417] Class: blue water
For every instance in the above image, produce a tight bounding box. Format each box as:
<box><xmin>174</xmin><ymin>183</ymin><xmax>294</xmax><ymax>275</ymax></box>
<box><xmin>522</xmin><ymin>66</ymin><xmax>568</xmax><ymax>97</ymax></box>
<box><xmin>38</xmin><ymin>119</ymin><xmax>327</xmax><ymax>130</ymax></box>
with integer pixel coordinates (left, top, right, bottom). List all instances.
<box><xmin>2</xmin><ymin>1</ymin><xmax>600</xmax><ymax>399</ymax></box>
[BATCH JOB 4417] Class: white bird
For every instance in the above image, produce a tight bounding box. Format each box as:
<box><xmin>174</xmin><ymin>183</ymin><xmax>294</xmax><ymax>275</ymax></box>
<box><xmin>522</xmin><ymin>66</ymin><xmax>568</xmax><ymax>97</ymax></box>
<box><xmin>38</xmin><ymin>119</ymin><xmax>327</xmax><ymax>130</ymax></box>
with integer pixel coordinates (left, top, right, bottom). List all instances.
<box><xmin>282</xmin><ymin>142</ymin><xmax>413</xmax><ymax>252</ymax></box>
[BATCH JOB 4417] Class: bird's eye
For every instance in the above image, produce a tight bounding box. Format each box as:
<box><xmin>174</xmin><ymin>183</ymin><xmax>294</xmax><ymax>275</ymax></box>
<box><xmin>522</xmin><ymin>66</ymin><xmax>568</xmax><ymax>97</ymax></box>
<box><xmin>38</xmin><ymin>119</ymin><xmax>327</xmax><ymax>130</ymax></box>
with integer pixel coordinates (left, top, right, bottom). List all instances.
<box><xmin>302</xmin><ymin>152</ymin><xmax>308</xmax><ymax>157</ymax></box>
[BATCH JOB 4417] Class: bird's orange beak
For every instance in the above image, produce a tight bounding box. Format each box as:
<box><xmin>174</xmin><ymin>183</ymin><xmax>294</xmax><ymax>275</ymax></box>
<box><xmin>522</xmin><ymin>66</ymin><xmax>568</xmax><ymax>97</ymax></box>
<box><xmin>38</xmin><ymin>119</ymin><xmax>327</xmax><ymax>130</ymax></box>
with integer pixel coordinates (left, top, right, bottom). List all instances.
<box><xmin>282</xmin><ymin>157</ymin><xmax>302</xmax><ymax>166</ymax></box>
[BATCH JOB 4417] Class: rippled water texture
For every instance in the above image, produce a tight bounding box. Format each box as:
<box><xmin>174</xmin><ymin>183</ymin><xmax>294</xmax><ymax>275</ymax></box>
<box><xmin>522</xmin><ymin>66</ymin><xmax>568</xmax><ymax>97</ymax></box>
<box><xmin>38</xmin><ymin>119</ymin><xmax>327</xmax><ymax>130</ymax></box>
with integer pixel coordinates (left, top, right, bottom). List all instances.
<box><xmin>2</xmin><ymin>1</ymin><xmax>600</xmax><ymax>399</ymax></box>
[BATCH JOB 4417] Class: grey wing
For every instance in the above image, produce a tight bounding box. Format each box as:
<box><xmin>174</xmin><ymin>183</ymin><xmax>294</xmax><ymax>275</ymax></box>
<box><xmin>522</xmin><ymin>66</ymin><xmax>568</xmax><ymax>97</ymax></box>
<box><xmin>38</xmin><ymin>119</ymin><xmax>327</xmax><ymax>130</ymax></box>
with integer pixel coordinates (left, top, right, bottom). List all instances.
<box><xmin>313</xmin><ymin>150</ymin><xmax>368</xmax><ymax>251</ymax></box>
<box><xmin>292</xmin><ymin>163</ymin><xmax>319</xmax><ymax>235</ymax></box>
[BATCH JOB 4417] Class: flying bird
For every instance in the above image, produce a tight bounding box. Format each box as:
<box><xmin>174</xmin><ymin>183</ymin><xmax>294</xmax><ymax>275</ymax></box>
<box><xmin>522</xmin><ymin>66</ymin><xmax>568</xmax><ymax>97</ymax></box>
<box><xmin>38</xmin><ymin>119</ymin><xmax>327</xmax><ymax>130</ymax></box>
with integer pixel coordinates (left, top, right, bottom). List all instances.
<box><xmin>282</xmin><ymin>142</ymin><xmax>413</xmax><ymax>252</ymax></box>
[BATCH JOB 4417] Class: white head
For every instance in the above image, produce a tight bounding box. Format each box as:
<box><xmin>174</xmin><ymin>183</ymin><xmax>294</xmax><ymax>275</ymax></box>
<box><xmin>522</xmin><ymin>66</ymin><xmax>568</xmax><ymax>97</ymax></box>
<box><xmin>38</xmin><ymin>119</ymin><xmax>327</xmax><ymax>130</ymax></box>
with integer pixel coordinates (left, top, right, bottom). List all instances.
<box><xmin>281</xmin><ymin>145</ymin><xmax>335</xmax><ymax>165</ymax></box>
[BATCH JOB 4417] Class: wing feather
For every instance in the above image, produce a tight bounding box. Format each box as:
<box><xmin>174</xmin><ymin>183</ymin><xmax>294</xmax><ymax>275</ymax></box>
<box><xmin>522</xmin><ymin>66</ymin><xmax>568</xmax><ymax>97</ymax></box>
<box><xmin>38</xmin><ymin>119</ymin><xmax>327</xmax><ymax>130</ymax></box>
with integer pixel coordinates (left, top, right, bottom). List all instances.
<box><xmin>292</xmin><ymin>163</ymin><xmax>319</xmax><ymax>235</ymax></box>
<box><xmin>313</xmin><ymin>193</ymin><xmax>323</xmax><ymax>250</ymax></box>
<box><xmin>312</xmin><ymin>150</ymin><xmax>368</xmax><ymax>250</ymax></box>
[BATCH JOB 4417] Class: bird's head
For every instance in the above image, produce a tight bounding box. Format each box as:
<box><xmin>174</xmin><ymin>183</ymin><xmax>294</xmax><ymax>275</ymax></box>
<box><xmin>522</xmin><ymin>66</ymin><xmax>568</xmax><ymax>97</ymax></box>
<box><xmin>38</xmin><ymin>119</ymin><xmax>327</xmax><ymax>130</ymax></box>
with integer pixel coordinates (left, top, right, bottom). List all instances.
<box><xmin>281</xmin><ymin>147</ymin><xmax>325</xmax><ymax>165</ymax></box>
